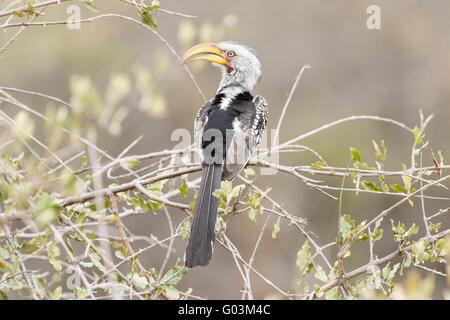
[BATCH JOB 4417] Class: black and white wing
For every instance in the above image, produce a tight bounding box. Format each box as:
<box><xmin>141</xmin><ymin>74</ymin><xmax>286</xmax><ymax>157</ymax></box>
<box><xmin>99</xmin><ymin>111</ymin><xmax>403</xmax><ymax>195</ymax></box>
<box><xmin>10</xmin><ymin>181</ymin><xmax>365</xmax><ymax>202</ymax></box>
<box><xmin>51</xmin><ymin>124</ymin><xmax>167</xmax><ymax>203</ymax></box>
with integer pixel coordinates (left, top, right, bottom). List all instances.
<box><xmin>193</xmin><ymin>99</ymin><xmax>213</xmax><ymax>159</ymax></box>
<box><xmin>223</xmin><ymin>95</ymin><xmax>268</xmax><ymax>181</ymax></box>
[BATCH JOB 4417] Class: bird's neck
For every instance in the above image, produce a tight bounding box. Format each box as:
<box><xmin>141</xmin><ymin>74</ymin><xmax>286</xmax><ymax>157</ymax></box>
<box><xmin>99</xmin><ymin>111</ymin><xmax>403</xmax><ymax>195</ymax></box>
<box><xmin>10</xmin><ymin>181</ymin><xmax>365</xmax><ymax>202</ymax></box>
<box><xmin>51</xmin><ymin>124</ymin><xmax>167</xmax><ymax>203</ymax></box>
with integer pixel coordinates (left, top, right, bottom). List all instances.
<box><xmin>217</xmin><ymin>83</ymin><xmax>246</xmax><ymax>96</ymax></box>
<box><xmin>215</xmin><ymin>84</ymin><xmax>249</xmax><ymax>110</ymax></box>
<box><xmin>217</xmin><ymin>68</ymin><xmax>257</xmax><ymax>94</ymax></box>
<box><xmin>214</xmin><ymin>85</ymin><xmax>253</xmax><ymax>110</ymax></box>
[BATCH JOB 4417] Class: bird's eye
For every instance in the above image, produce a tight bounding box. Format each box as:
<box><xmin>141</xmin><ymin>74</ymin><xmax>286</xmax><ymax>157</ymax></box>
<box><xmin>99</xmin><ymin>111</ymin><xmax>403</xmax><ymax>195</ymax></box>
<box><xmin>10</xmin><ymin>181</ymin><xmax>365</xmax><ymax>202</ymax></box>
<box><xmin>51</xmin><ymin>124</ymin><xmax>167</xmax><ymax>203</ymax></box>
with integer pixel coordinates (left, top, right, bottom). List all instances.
<box><xmin>227</xmin><ymin>51</ymin><xmax>236</xmax><ymax>57</ymax></box>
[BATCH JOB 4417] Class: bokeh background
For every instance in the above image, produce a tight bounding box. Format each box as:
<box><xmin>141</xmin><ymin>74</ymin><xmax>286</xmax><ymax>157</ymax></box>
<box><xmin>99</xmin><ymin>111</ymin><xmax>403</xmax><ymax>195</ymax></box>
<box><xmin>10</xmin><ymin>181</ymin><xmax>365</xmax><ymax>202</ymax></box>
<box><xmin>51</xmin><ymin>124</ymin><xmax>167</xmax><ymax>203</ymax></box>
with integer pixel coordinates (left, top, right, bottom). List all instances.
<box><xmin>1</xmin><ymin>0</ymin><xmax>449</xmax><ymax>299</ymax></box>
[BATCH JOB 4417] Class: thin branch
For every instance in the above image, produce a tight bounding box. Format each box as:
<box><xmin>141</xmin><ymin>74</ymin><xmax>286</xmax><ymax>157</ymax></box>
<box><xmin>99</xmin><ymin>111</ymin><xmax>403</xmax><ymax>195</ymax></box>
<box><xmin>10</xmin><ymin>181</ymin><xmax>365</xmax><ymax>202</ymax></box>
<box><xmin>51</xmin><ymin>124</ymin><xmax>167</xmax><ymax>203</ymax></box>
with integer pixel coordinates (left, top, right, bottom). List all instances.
<box><xmin>108</xmin><ymin>193</ymin><xmax>171</xmax><ymax>300</ymax></box>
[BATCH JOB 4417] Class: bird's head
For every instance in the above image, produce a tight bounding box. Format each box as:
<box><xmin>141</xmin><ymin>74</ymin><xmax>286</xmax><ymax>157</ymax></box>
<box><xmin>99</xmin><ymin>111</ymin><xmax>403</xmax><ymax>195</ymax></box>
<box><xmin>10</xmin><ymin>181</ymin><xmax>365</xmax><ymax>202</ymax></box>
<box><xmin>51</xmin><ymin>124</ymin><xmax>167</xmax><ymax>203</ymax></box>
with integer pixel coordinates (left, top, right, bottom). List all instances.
<box><xmin>182</xmin><ymin>41</ymin><xmax>262</xmax><ymax>93</ymax></box>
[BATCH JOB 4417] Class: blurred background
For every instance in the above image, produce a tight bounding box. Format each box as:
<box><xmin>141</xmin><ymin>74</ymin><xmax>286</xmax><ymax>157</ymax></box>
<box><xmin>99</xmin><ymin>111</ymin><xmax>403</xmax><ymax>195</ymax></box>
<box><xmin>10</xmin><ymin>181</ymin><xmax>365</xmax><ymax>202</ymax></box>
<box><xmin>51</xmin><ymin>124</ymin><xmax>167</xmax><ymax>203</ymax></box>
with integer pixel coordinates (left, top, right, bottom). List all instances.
<box><xmin>1</xmin><ymin>0</ymin><xmax>449</xmax><ymax>299</ymax></box>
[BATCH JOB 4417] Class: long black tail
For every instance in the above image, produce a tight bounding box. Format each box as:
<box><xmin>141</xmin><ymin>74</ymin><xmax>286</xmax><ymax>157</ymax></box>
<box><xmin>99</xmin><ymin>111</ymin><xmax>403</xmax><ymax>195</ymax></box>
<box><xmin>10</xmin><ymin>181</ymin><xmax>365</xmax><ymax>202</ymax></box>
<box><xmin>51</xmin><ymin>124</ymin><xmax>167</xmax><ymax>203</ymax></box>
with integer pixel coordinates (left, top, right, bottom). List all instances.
<box><xmin>185</xmin><ymin>163</ymin><xmax>223</xmax><ymax>267</ymax></box>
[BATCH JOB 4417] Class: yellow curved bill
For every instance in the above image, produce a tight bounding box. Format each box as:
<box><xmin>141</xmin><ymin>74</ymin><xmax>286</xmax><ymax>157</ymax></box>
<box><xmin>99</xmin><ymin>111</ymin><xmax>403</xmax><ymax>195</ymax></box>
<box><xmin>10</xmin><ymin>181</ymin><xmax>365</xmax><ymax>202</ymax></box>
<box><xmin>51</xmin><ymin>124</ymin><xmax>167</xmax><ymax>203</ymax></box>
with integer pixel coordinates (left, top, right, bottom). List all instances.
<box><xmin>182</xmin><ymin>43</ymin><xmax>228</xmax><ymax>66</ymax></box>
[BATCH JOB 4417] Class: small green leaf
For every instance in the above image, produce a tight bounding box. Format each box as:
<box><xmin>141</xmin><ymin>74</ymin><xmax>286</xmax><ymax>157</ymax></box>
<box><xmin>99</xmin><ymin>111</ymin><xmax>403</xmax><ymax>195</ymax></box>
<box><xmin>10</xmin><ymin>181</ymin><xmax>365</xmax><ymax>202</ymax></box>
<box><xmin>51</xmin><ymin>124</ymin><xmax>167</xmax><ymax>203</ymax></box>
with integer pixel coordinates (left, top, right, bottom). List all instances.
<box><xmin>143</xmin><ymin>0</ymin><xmax>161</xmax><ymax>12</ymax></box>
<box><xmin>0</xmin><ymin>247</ymin><xmax>9</xmax><ymax>259</ymax></box>
<box><xmin>248</xmin><ymin>208</ymin><xmax>257</xmax><ymax>222</ymax></box>
<box><xmin>50</xmin><ymin>286</ymin><xmax>62</xmax><ymax>300</ymax></box>
<box><xmin>79</xmin><ymin>261</ymin><xmax>94</xmax><ymax>268</ymax></box>
<box><xmin>89</xmin><ymin>253</ymin><xmax>107</xmax><ymax>274</ymax></box>
<box><xmin>178</xmin><ymin>178</ymin><xmax>188</xmax><ymax>199</ymax></box>
<box><xmin>162</xmin><ymin>265</ymin><xmax>187</xmax><ymax>286</ymax></box>
<box><xmin>272</xmin><ymin>217</ymin><xmax>281</xmax><ymax>239</ymax></box>
<box><xmin>48</xmin><ymin>243</ymin><xmax>62</xmax><ymax>272</ymax></box>
<box><xmin>13</xmin><ymin>11</ymin><xmax>25</xmax><ymax>17</ymax></box>
<box><xmin>314</xmin><ymin>264</ymin><xmax>328</xmax><ymax>282</ymax></box>
<box><xmin>123</xmin><ymin>158</ymin><xmax>140</xmax><ymax>169</ymax></box>
<box><xmin>179</xmin><ymin>219</ymin><xmax>191</xmax><ymax>241</ymax></box>
<box><xmin>310</xmin><ymin>161</ymin><xmax>327</xmax><ymax>169</ymax></box>
<box><xmin>83</xmin><ymin>1</ymin><xmax>99</xmax><ymax>13</ymax></box>
<box><xmin>429</xmin><ymin>222</ymin><xmax>441</xmax><ymax>233</ymax></box>
<box><xmin>296</xmin><ymin>241</ymin><xmax>311</xmax><ymax>272</ymax></box>
<box><xmin>325</xmin><ymin>287</ymin><xmax>340</xmax><ymax>300</ymax></box>
<box><xmin>115</xmin><ymin>250</ymin><xmax>126</xmax><ymax>260</ymax></box>
<box><xmin>350</xmin><ymin>147</ymin><xmax>361</xmax><ymax>162</ymax></box>
<box><xmin>390</xmin><ymin>184</ymin><xmax>405</xmax><ymax>193</ymax></box>
<box><xmin>402</xmin><ymin>174</ymin><xmax>412</xmax><ymax>193</ymax></box>
<box><xmin>339</xmin><ymin>214</ymin><xmax>355</xmax><ymax>241</ymax></box>
<box><xmin>164</xmin><ymin>285</ymin><xmax>179</xmax><ymax>299</ymax></box>
<box><xmin>404</xmin><ymin>224</ymin><xmax>419</xmax><ymax>238</ymax></box>
<box><xmin>243</xmin><ymin>168</ymin><xmax>256</xmax><ymax>177</ymax></box>
<box><xmin>413</xmin><ymin>126</ymin><xmax>420</xmax><ymax>140</ymax></box>
<box><xmin>131</xmin><ymin>273</ymin><xmax>148</xmax><ymax>290</ymax></box>
<box><xmin>361</xmin><ymin>180</ymin><xmax>382</xmax><ymax>192</ymax></box>
<box><xmin>140</xmin><ymin>11</ymin><xmax>158</xmax><ymax>29</ymax></box>
<box><xmin>370</xmin><ymin>229</ymin><xmax>383</xmax><ymax>241</ymax></box>
<box><xmin>411</xmin><ymin>238</ymin><xmax>428</xmax><ymax>262</ymax></box>
<box><xmin>0</xmin><ymin>290</ymin><xmax>9</xmax><ymax>300</ymax></box>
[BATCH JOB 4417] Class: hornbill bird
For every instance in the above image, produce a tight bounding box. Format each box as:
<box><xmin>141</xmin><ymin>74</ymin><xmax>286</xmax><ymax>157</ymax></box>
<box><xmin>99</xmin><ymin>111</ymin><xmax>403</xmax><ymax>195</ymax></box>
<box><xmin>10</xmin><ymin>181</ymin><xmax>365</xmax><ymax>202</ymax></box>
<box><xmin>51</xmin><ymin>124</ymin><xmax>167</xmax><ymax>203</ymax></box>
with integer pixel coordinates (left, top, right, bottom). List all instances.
<box><xmin>182</xmin><ymin>41</ymin><xmax>268</xmax><ymax>267</ymax></box>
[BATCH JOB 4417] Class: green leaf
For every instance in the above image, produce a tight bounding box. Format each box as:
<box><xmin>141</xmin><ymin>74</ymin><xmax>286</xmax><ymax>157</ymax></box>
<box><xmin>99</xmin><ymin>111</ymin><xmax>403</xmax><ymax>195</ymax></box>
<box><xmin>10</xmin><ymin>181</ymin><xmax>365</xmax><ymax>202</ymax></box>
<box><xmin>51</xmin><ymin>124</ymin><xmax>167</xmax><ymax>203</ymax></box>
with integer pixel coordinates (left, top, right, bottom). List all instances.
<box><xmin>51</xmin><ymin>286</ymin><xmax>62</xmax><ymax>300</ymax></box>
<box><xmin>325</xmin><ymin>287</ymin><xmax>340</xmax><ymax>300</ymax></box>
<box><xmin>243</xmin><ymin>168</ymin><xmax>256</xmax><ymax>177</ymax></box>
<box><xmin>151</xmin><ymin>0</ymin><xmax>161</xmax><ymax>9</ymax></box>
<box><xmin>361</xmin><ymin>180</ymin><xmax>382</xmax><ymax>192</ymax></box>
<box><xmin>2</xmin><ymin>279</ymin><xmax>23</xmax><ymax>290</ymax></box>
<box><xmin>391</xmin><ymin>220</ymin><xmax>419</xmax><ymax>242</ymax></box>
<box><xmin>370</xmin><ymin>229</ymin><xmax>383</xmax><ymax>241</ymax></box>
<box><xmin>358</xmin><ymin>162</ymin><xmax>376</xmax><ymax>171</ymax></box>
<box><xmin>296</xmin><ymin>241</ymin><xmax>311</xmax><ymax>272</ymax></box>
<box><xmin>79</xmin><ymin>261</ymin><xmax>94</xmax><ymax>268</ymax></box>
<box><xmin>0</xmin><ymin>290</ymin><xmax>9</xmax><ymax>300</ymax></box>
<box><xmin>402</xmin><ymin>174</ymin><xmax>412</xmax><ymax>193</ymax></box>
<box><xmin>429</xmin><ymin>222</ymin><xmax>441</xmax><ymax>233</ymax></box>
<box><xmin>0</xmin><ymin>247</ymin><xmax>9</xmax><ymax>259</ymax></box>
<box><xmin>370</xmin><ymin>218</ymin><xmax>383</xmax><ymax>241</ymax></box>
<box><xmin>34</xmin><ymin>192</ymin><xmax>62</xmax><ymax>227</ymax></box>
<box><xmin>130</xmin><ymin>273</ymin><xmax>148</xmax><ymax>290</ymax></box>
<box><xmin>164</xmin><ymin>285</ymin><xmax>179</xmax><ymax>299</ymax></box>
<box><xmin>388</xmin><ymin>263</ymin><xmax>400</xmax><ymax>281</ymax></box>
<box><xmin>179</xmin><ymin>219</ymin><xmax>191</xmax><ymax>241</ymax></box>
<box><xmin>413</xmin><ymin>126</ymin><xmax>420</xmax><ymax>140</ymax></box>
<box><xmin>272</xmin><ymin>217</ymin><xmax>281</xmax><ymax>239</ymax></box>
<box><xmin>161</xmin><ymin>265</ymin><xmax>187</xmax><ymax>286</ymax></box>
<box><xmin>310</xmin><ymin>161</ymin><xmax>327</xmax><ymax>169</ymax></box>
<box><xmin>123</xmin><ymin>158</ymin><xmax>140</xmax><ymax>169</ymax></box>
<box><xmin>411</xmin><ymin>238</ymin><xmax>428</xmax><ymax>262</ymax></box>
<box><xmin>390</xmin><ymin>184</ymin><xmax>405</xmax><ymax>193</ymax></box>
<box><xmin>248</xmin><ymin>208</ymin><xmax>257</xmax><ymax>222</ymax></box>
<box><xmin>83</xmin><ymin>1</ymin><xmax>99</xmax><ymax>13</ymax></box>
<box><xmin>339</xmin><ymin>214</ymin><xmax>355</xmax><ymax>241</ymax></box>
<box><xmin>350</xmin><ymin>147</ymin><xmax>361</xmax><ymax>162</ymax></box>
<box><xmin>372</xmin><ymin>140</ymin><xmax>387</xmax><ymax>164</ymax></box>
<box><xmin>48</xmin><ymin>243</ymin><xmax>62</xmax><ymax>272</ymax></box>
<box><xmin>374</xmin><ymin>217</ymin><xmax>383</xmax><ymax>230</ymax></box>
<box><xmin>89</xmin><ymin>253</ymin><xmax>107</xmax><ymax>274</ymax></box>
<box><xmin>415</xmin><ymin>135</ymin><xmax>424</xmax><ymax>146</ymax></box>
<box><xmin>382</xmin><ymin>262</ymin><xmax>391</xmax><ymax>280</ymax></box>
<box><xmin>115</xmin><ymin>250</ymin><xmax>126</xmax><ymax>260</ymax></box>
<box><xmin>178</xmin><ymin>178</ymin><xmax>188</xmax><ymax>199</ymax></box>
<box><xmin>404</xmin><ymin>224</ymin><xmax>419</xmax><ymax>238</ymax></box>
<box><xmin>13</xmin><ymin>11</ymin><xmax>25</xmax><ymax>17</ymax></box>
<box><xmin>314</xmin><ymin>264</ymin><xmax>328</xmax><ymax>282</ymax></box>
<box><xmin>140</xmin><ymin>11</ymin><xmax>158</xmax><ymax>29</ymax></box>
<box><xmin>143</xmin><ymin>0</ymin><xmax>161</xmax><ymax>12</ymax></box>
